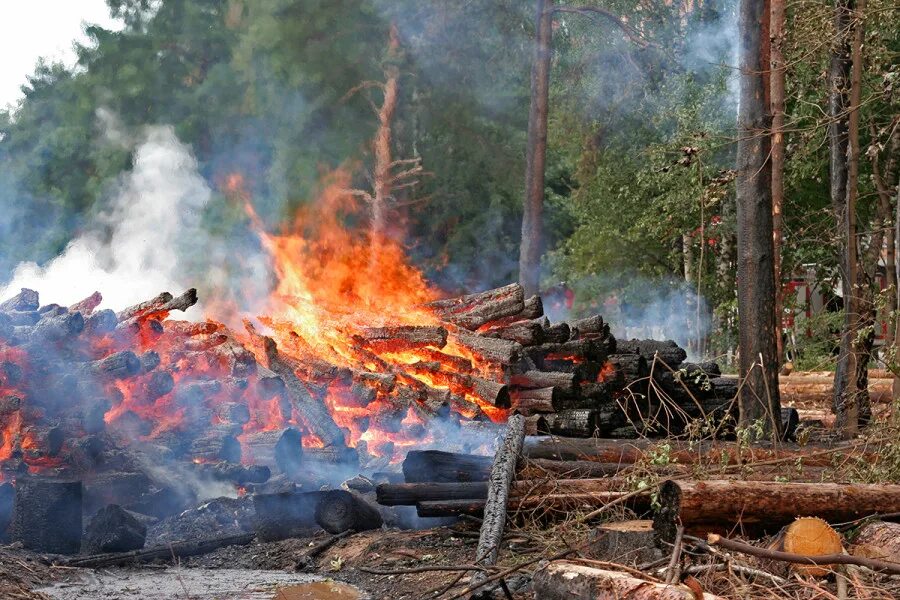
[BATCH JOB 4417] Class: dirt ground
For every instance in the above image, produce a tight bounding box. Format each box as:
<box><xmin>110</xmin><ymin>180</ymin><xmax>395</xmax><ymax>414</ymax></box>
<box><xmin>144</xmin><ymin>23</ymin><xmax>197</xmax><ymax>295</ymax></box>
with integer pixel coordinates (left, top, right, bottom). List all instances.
<box><xmin>0</xmin><ymin>524</ymin><xmax>514</xmax><ymax>600</ymax></box>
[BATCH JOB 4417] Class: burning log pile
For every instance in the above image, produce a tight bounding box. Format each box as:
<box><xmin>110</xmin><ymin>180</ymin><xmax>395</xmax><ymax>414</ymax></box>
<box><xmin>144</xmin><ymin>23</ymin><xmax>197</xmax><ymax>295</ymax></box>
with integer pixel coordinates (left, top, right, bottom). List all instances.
<box><xmin>0</xmin><ymin>281</ymin><xmax>757</xmax><ymax>553</ymax></box>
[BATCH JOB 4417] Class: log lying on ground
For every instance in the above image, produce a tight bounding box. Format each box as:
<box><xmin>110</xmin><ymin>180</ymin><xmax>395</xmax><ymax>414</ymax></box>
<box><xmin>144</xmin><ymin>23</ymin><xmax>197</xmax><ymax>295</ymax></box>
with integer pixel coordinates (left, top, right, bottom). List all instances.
<box><xmin>532</xmin><ymin>561</ymin><xmax>722</xmax><ymax>600</ymax></box>
<box><xmin>416</xmin><ymin>490</ymin><xmax>650</xmax><ymax>518</ymax></box>
<box><xmin>83</xmin><ymin>504</ymin><xmax>147</xmax><ymax>554</ymax></box>
<box><xmin>379</xmin><ymin>478</ymin><xmax>635</xmax><ymax>506</ymax></box>
<box><xmin>471</xmin><ymin>413</ymin><xmax>525</xmax><ymax>591</ymax></box>
<box><xmin>314</xmin><ymin>489</ymin><xmax>383</xmax><ymax>534</ymax></box>
<box><xmin>852</xmin><ymin>521</ymin><xmax>900</xmax><ymax>563</ymax></box>
<box><xmin>427</xmin><ymin>283</ymin><xmax>525</xmax><ymax>330</ymax></box>
<box><xmin>12</xmin><ymin>478</ymin><xmax>83</xmax><ymax>554</ymax></box>
<box><xmin>66</xmin><ymin>532</ymin><xmax>256</xmax><ymax>568</ymax></box>
<box><xmin>522</xmin><ymin>436</ymin><xmax>860</xmax><ymax>466</ymax></box>
<box><xmin>357</xmin><ymin>325</ymin><xmax>447</xmax><ymax>351</ymax></box>
<box><xmin>253</xmin><ymin>491</ymin><xmax>320</xmax><ymax>541</ymax></box>
<box><xmin>403</xmin><ymin>450</ymin><xmax>493</xmax><ymax>483</ymax></box>
<box><xmin>654</xmin><ymin>479</ymin><xmax>900</xmax><ymax>543</ymax></box>
<box><xmin>240</xmin><ymin>428</ymin><xmax>303</xmax><ymax>474</ymax></box>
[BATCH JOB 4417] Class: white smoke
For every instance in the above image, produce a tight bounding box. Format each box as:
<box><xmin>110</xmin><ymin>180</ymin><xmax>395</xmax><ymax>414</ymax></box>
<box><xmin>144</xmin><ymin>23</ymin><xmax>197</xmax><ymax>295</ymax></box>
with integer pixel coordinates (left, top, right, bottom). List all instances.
<box><xmin>0</xmin><ymin>126</ymin><xmax>211</xmax><ymax>311</ymax></box>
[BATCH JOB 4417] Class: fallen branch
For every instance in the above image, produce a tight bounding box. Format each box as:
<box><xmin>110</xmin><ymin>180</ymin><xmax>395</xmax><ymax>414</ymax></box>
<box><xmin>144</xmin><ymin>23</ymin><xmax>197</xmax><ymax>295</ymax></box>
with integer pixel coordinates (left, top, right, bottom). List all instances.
<box><xmin>707</xmin><ymin>533</ymin><xmax>900</xmax><ymax>575</ymax></box>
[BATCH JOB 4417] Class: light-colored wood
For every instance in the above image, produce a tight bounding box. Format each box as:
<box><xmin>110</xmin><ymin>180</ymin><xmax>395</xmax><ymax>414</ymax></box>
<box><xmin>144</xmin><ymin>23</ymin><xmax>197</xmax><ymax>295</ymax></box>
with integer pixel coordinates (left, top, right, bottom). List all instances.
<box><xmin>852</xmin><ymin>521</ymin><xmax>900</xmax><ymax>564</ymax></box>
<box><xmin>533</xmin><ymin>561</ymin><xmax>722</xmax><ymax>599</ymax></box>
<box><xmin>783</xmin><ymin>517</ymin><xmax>843</xmax><ymax>576</ymax></box>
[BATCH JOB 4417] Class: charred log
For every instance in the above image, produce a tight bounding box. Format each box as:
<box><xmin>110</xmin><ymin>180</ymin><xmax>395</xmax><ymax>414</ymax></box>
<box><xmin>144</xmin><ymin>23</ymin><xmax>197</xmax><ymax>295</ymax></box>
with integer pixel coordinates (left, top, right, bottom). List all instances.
<box><xmin>12</xmin><ymin>477</ymin><xmax>83</xmax><ymax>554</ymax></box>
<box><xmin>315</xmin><ymin>489</ymin><xmax>383</xmax><ymax>534</ymax></box>
<box><xmin>427</xmin><ymin>283</ymin><xmax>525</xmax><ymax>330</ymax></box>
<box><xmin>357</xmin><ymin>325</ymin><xmax>448</xmax><ymax>351</ymax></box>
<box><xmin>0</xmin><ymin>288</ymin><xmax>39</xmax><ymax>312</ymax></box>
<box><xmin>240</xmin><ymin>428</ymin><xmax>303</xmax><ymax>475</ymax></box>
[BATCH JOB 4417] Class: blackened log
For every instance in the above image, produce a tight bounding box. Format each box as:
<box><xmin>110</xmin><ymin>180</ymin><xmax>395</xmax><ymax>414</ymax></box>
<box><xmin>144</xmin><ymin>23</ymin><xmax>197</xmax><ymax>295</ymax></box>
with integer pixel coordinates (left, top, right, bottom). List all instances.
<box><xmin>709</xmin><ymin>376</ymin><xmax>738</xmax><ymax>401</ymax></box>
<box><xmin>20</xmin><ymin>311</ymin><xmax>84</xmax><ymax>342</ymax></box>
<box><xmin>0</xmin><ymin>482</ymin><xmax>13</xmax><ymax>542</ymax></box>
<box><xmin>481</xmin><ymin>319</ymin><xmax>545</xmax><ymax>346</ymax></box>
<box><xmin>314</xmin><ymin>489</ymin><xmax>383</xmax><ymax>534</ymax></box>
<box><xmin>510</xmin><ymin>387</ymin><xmax>567</xmax><ymax>414</ymax></box>
<box><xmin>540</xmin><ymin>407</ymin><xmax>629</xmax><ymax>438</ymax></box>
<box><xmin>0</xmin><ymin>394</ymin><xmax>21</xmax><ymax>416</ymax></box>
<box><xmin>350</xmin><ymin>370</ymin><xmax>396</xmax><ymax>393</ymax></box>
<box><xmin>116</xmin><ymin>292</ymin><xmax>173</xmax><ymax>322</ymax></box>
<box><xmin>214</xmin><ymin>341</ymin><xmax>258</xmax><ymax>378</ymax></box>
<box><xmin>0</xmin><ymin>313</ymin><xmax>13</xmax><ymax>340</ymax></box>
<box><xmin>194</xmin><ymin>462</ymin><xmax>271</xmax><ymax>486</ymax></box>
<box><xmin>415</xmin><ymin>348</ymin><xmax>472</xmax><ymax>373</ymax></box>
<box><xmin>144</xmin><ymin>371</ymin><xmax>175</xmax><ymax>402</ymax></box>
<box><xmin>303</xmin><ymin>446</ymin><xmax>359</xmax><ymax>468</ymax></box>
<box><xmin>452</xmin><ymin>331</ymin><xmax>523</xmax><ymax>365</ymax></box>
<box><xmin>66</xmin><ymin>532</ymin><xmax>255</xmax><ymax>567</ymax></box>
<box><xmin>519</xmin><ymin>459</ymin><xmax>626</xmax><ymax>480</ymax></box>
<box><xmin>38</xmin><ymin>304</ymin><xmax>66</xmax><ymax>317</ymax></box>
<box><xmin>403</xmin><ymin>450</ymin><xmax>493</xmax><ymax>483</ymax></box>
<box><xmin>344</xmin><ymin>382</ymin><xmax>376</xmax><ymax>407</ymax></box>
<box><xmin>253</xmin><ymin>491</ymin><xmax>320</xmax><ymax>541</ymax></box>
<box><xmin>182</xmin><ymin>333</ymin><xmax>228</xmax><ymax>352</ymax></box>
<box><xmin>0</xmin><ymin>288</ymin><xmax>39</xmax><ymax>312</ymax></box>
<box><xmin>473</xmin><ymin>414</ymin><xmax>525</xmax><ymax>582</ymax></box>
<box><xmin>579</xmin><ymin>382</ymin><xmax>613</xmax><ymax>403</ymax></box>
<box><xmin>526</xmin><ymin>338</ymin><xmax>609</xmax><ymax>369</ymax></box>
<box><xmin>265</xmin><ymin>337</ymin><xmax>343</xmax><ymax>448</ymax></box>
<box><xmin>188</xmin><ymin>427</ymin><xmax>242</xmax><ymax>463</ymax></box>
<box><xmin>215</xmin><ymin>402</ymin><xmax>251</xmax><ymax>425</ymax></box>
<box><xmin>139</xmin><ymin>350</ymin><xmax>161</xmax><ymax>373</ymax></box>
<box><xmin>543</xmin><ymin>322</ymin><xmax>571</xmax><ymax>344</ymax></box>
<box><xmin>174</xmin><ymin>380</ymin><xmax>222</xmax><ymax>406</ymax></box>
<box><xmin>256</xmin><ymin>366</ymin><xmax>286</xmax><ymax>397</ymax></box>
<box><xmin>357</xmin><ymin>325</ymin><xmax>448</xmax><ymax>351</ymax></box>
<box><xmin>427</xmin><ymin>283</ymin><xmax>525</xmax><ymax>330</ymax></box>
<box><xmin>416</xmin><ymin>499</ymin><xmax>486</xmax><ymax>517</ymax></box>
<box><xmin>84</xmin><ymin>308</ymin><xmax>118</xmax><ymax>336</ymax></box>
<box><xmin>470</xmin><ymin>377</ymin><xmax>511</xmax><ymax>408</ymax></box>
<box><xmin>69</xmin><ymin>291</ymin><xmax>102</xmax><ymax>315</ymax></box>
<box><xmin>240</xmin><ymin>428</ymin><xmax>303</xmax><ymax>474</ymax></box>
<box><xmin>0</xmin><ymin>360</ymin><xmax>22</xmax><ymax>387</ymax></box>
<box><xmin>12</xmin><ymin>478</ymin><xmax>82</xmax><ymax>553</ymax></box>
<box><xmin>510</xmin><ymin>370</ymin><xmax>577</xmax><ymax>393</ymax></box>
<box><xmin>83</xmin><ymin>504</ymin><xmax>146</xmax><ymax>554</ymax></box>
<box><xmin>607</xmin><ymin>354</ymin><xmax>649</xmax><ymax>383</ymax></box>
<box><xmin>117</xmin><ymin>288</ymin><xmax>197</xmax><ymax>323</ymax></box>
<box><xmin>479</xmin><ymin>295</ymin><xmax>545</xmax><ymax>330</ymax></box>
<box><xmin>165</xmin><ymin>320</ymin><xmax>221</xmax><ymax>336</ymax></box>
<box><xmin>3</xmin><ymin>311</ymin><xmax>40</xmax><ymax>325</ymax></box>
<box><xmin>568</xmin><ymin>315</ymin><xmax>605</xmax><ymax>338</ymax></box>
<box><xmin>377</xmin><ymin>482</ymin><xmax>488</xmax><ymax>505</ymax></box>
<box><xmin>83</xmin><ymin>351</ymin><xmax>142</xmax><ymax>380</ymax></box>
<box><xmin>616</xmin><ymin>340</ymin><xmax>687</xmax><ymax>369</ymax></box>
<box><xmin>19</xmin><ymin>425</ymin><xmax>64</xmax><ymax>456</ymax></box>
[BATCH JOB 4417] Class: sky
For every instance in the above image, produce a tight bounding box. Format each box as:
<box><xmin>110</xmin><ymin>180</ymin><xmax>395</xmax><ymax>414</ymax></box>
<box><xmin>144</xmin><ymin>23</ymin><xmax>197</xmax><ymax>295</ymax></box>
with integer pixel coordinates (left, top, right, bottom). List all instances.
<box><xmin>0</xmin><ymin>0</ymin><xmax>122</xmax><ymax>109</ymax></box>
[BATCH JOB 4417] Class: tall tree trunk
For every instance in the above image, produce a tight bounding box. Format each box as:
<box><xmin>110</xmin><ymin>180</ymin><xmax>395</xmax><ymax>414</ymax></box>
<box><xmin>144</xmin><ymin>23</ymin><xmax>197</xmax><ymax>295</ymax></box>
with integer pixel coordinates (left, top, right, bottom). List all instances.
<box><xmin>735</xmin><ymin>0</ymin><xmax>782</xmax><ymax>435</ymax></box>
<box><xmin>372</xmin><ymin>23</ymin><xmax>401</xmax><ymax>242</ymax></box>
<box><xmin>520</xmin><ymin>0</ymin><xmax>553</xmax><ymax>297</ymax></box>
<box><xmin>829</xmin><ymin>0</ymin><xmax>859</xmax><ymax>437</ymax></box>
<box><xmin>770</xmin><ymin>0</ymin><xmax>786</xmax><ymax>367</ymax></box>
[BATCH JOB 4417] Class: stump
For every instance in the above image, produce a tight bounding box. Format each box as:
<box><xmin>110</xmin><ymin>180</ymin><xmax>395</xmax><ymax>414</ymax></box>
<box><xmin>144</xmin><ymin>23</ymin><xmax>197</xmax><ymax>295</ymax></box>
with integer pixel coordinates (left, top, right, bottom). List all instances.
<box><xmin>589</xmin><ymin>520</ymin><xmax>662</xmax><ymax>565</ymax></box>
<box><xmin>12</xmin><ymin>478</ymin><xmax>83</xmax><ymax>554</ymax></box>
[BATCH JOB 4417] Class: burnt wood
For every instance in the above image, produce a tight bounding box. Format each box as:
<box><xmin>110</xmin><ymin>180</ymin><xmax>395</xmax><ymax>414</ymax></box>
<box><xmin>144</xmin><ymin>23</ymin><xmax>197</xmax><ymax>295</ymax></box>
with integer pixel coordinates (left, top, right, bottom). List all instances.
<box><xmin>12</xmin><ymin>478</ymin><xmax>83</xmax><ymax>554</ymax></box>
<box><xmin>240</xmin><ymin>428</ymin><xmax>303</xmax><ymax>474</ymax></box>
<box><xmin>427</xmin><ymin>283</ymin><xmax>525</xmax><ymax>330</ymax></box>
<box><xmin>357</xmin><ymin>325</ymin><xmax>448</xmax><ymax>351</ymax></box>
<box><xmin>0</xmin><ymin>288</ymin><xmax>39</xmax><ymax>312</ymax></box>
<box><xmin>403</xmin><ymin>450</ymin><xmax>493</xmax><ymax>483</ymax></box>
<box><xmin>314</xmin><ymin>489</ymin><xmax>383</xmax><ymax>534</ymax></box>
<box><xmin>481</xmin><ymin>319</ymin><xmax>545</xmax><ymax>346</ymax></box>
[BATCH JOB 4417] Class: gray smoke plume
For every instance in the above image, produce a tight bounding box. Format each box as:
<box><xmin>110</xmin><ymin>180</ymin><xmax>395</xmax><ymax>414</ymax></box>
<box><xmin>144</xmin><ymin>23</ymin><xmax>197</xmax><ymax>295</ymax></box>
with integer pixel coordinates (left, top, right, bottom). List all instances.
<box><xmin>0</xmin><ymin>126</ymin><xmax>211</xmax><ymax>311</ymax></box>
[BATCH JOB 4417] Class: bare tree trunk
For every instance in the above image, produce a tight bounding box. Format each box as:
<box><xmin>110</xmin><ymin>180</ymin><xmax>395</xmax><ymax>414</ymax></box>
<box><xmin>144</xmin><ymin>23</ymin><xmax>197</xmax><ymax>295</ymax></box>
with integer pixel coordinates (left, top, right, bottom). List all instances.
<box><xmin>372</xmin><ymin>23</ymin><xmax>401</xmax><ymax>242</ymax></box>
<box><xmin>770</xmin><ymin>0</ymin><xmax>786</xmax><ymax>367</ymax></box>
<box><xmin>520</xmin><ymin>0</ymin><xmax>553</xmax><ymax>297</ymax></box>
<box><xmin>735</xmin><ymin>0</ymin><xmax>782</xmax><ymax>436</ymax></box>
<box><xmin>682</xmin><ymin>233</ymin><xmax>694</xmax><ymax>282</ymax></box>
<box><xmin>830</xmin><ymin>0</ymin><xmax>859</xmax><ymax>437</ymax></box>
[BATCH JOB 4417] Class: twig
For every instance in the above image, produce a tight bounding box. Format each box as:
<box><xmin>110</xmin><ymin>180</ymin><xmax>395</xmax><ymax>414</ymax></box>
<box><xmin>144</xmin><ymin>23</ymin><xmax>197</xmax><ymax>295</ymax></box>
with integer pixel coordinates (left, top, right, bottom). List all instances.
<box><xmin>297</xmin><ymin>530</ymin><xmax>355</xmax><ymax>567</ymax></box>
<box><xmin>444</xmin><ymin>546</ymin><xmax>579</xmax><ymax>600</ymax></box>
<box><xmin>664</xmin><ymin>525</ymin><xmax>685</xmax><ymax>584</ymax></box>
<box><xmin>575</xmin><ymin>485</ymin><xmax>654</xmax><ymax>523</ymax></box>
<box><xmin>708</xmin><ymin>533</ymin><xmax>900</xmax><ymax>575</ymax></box>
<box><xmin>358</xmin><ymin>564</ymin><xmax>490</xmax><ymax>575</ymax></box>
<box><xmin>682</xmin><ymin>562</ymin><xmax>789</xmax><ymax>585</ymax></box>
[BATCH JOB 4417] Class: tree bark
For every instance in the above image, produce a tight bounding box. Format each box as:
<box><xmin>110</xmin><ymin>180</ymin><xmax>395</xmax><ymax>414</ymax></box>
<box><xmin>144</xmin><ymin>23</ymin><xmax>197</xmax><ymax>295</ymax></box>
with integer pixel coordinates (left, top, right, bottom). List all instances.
<box><xmin>654</xmin><ymin>479</ymin><xmax>900</xmax><ymax>543</ymax></box>
<box><xmin>519</xmin><ymin>0</ymin><xmax>553</xmax><ymax>296</ymax></box>
<box><xmin>830</xmin><ymin>0</ymin><xmax>859</xmax><ymax>436</ymax></box>
<box><xmin>533</xmin><ymin>562</ymin><xmax>723</xmax><ymax>600</ymax></box>
<box><xmin>371</xmin><ymin>23</ymin><xmax>401</xmax><ymax>242</ymax></box>
<box><xmin>735</xmin><ymin>0</ymin><xmax>782</xmax><ymax>435</ymax></box>
<box><xmin>770</xmin><ymin>0</ymin><xmax>786</xmax><ymax>367</ymax></box>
